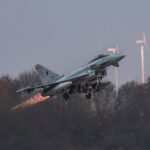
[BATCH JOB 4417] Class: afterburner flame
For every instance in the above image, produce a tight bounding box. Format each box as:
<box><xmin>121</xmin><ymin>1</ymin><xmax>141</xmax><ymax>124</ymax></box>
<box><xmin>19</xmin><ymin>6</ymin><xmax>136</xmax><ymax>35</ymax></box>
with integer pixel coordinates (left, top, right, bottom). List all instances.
<box><xmin>12</xmin><ymin>93</ymin><xmax>50</xmax><ymax>110</ymax></box>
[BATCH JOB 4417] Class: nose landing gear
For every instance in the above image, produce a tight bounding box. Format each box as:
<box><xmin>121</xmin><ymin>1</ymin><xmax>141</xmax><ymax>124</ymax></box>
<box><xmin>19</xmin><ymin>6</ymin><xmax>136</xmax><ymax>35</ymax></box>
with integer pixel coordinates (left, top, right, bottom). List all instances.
<box><xmin>63</xmin><ymin>93</ymin><xmax>70</xmax><ymax>100</ymax></box>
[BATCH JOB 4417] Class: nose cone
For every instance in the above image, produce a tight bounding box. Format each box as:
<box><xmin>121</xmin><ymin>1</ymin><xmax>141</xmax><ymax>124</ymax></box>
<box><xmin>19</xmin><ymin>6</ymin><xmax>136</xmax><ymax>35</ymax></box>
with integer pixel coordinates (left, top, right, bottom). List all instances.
<box><xmin>117</xmin><ymin>54</ymin><xmax>126</xmax><ymax>61</ymax></box>
<box><xmin>114</xmin><ymin>54</ymin><xmax>126</xmax><ymax>62</ymax></box>
<box><xmin>110</xmin><ymin>54</ymin><xmax>126</xmax><ymax>64</ymax></box>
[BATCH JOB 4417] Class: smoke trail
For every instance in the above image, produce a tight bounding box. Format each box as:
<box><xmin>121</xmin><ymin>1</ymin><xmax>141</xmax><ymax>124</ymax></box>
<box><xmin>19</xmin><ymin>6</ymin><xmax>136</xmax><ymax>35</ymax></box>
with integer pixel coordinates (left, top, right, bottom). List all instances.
<box><xmin>12</xmin><ymin>93</ymin><xmax>50</xmax><ymax>110</ymax></box>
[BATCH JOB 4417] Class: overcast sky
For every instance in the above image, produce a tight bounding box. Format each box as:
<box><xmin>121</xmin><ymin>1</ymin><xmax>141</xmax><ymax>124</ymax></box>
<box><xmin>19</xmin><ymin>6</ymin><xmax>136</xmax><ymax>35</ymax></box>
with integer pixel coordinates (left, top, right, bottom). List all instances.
<box><xmin>0</xmin><ymin>0</ymin><xmax>150</xmax><ymax>85</ymax></box>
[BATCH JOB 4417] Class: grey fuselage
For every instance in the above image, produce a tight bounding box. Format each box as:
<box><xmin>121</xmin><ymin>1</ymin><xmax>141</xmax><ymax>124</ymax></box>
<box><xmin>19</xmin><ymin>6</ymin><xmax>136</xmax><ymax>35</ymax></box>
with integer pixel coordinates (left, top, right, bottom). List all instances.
<box><xmin>57</xmin><ymin>54</ymin><xmax>125</xmax><ymax>84</ymax></box>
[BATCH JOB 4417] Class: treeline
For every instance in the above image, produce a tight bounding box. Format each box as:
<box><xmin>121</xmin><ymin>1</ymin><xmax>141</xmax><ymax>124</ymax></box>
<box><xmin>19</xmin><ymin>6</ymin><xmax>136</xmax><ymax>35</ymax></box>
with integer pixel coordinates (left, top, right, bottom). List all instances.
<box><xmin>0</xmin><ymin>71</ymin><xmax>150</xmax><ymax>150</ymax></box>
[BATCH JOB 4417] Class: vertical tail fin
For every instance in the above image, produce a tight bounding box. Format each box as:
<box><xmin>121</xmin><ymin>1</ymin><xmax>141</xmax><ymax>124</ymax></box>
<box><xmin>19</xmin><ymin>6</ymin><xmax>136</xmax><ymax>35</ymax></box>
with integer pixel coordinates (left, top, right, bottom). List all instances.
<box><xmin>35</xmin><ymin>64</ymin><xmax>60</xmax><ymax>84</ymax></box>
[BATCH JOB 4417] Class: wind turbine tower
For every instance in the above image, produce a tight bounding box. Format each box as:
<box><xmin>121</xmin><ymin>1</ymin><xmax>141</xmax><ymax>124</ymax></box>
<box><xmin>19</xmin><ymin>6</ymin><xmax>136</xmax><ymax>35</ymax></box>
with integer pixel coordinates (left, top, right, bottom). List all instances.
<box><xmin>107</xmin><ymin>46</ymin><xmax>118</xmax><ymax>91</ymax></box>
<box><xmin>136</xmin><ymin>33</ymin><xmax>146</xmax><ymax>85</ymax></box>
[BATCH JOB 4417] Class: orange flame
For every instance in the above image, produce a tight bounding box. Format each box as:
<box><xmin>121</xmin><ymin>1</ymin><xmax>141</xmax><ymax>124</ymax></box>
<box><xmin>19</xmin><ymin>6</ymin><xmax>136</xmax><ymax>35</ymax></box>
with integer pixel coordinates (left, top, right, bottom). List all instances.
<box><xmin>12</xmin><ymin>93</ymin><xmax>50</xmax><ymax>110</ymax></box>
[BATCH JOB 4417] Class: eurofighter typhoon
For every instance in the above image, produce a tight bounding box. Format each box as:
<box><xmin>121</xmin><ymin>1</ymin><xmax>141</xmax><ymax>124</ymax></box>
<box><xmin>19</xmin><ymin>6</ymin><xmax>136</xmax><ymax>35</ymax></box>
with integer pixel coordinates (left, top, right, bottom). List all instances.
<box><xmin>17</xmin><ymin>53</ymin><xmax>125</xmax><ymax>100</ymax></box>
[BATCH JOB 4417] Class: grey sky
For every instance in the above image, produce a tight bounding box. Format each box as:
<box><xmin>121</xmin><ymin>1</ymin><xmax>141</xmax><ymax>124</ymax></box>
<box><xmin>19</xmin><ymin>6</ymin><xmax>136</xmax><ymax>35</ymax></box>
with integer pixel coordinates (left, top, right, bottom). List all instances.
<box><xmin>0</xmin><ymin>0</ymin><xmax>150</xmax><ymax>85</ymax></box>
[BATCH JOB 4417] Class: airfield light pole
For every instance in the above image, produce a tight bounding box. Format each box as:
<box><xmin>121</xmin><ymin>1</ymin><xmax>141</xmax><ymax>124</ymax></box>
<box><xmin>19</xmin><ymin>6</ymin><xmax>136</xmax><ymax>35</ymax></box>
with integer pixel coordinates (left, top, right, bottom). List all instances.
<box><xmin>136</xmin><ymin>33</ymin><xmax>146</xmax><ymax>85</ymax></box>
<box><xmin>107</xmin><ymin>47</ymin><xmax>118</xmax><ymax>91</ymax></box>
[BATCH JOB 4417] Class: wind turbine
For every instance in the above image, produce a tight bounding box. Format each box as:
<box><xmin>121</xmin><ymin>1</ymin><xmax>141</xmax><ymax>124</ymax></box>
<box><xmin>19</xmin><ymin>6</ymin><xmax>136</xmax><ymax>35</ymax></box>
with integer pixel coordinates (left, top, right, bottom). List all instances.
<box><xmin>107</xmin><ymin>46</ymin><xmax>119</xmax><ymax>91</ymax></box>
<box><xmin>136</xmin><ymin>33</ymin><xmax>146</xmax><ymax>85</ymax></box>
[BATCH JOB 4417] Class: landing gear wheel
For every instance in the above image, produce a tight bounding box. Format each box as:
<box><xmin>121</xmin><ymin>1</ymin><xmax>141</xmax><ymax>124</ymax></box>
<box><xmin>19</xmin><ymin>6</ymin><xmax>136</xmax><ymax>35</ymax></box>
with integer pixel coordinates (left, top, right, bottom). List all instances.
<box><xmin>85</xmin><ymin>92</ymin><xmax>92</xmax><ymax>99</ymax></box>
<box><xmin>63</xmin><ymin>93</ymin><xmax>70</xmax><ymax>100</ymax></box>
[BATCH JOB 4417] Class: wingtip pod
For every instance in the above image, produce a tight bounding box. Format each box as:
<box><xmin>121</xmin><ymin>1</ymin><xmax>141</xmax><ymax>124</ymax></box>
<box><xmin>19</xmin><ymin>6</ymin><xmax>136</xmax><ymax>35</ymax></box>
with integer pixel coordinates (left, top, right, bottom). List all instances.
<box><xmin>16</xmin><ymin>87</ymin><xmax>29</xmax><ymax>93</ymax></box>
<box><xmin>16</xmin><ymin>89</ymin><xmax>22</xmax><ymax>93</ymax></box>
<box><xmin>16</xmin><ymin>87</ymin><xmax>33</xmax><ymax>94</ymax></box>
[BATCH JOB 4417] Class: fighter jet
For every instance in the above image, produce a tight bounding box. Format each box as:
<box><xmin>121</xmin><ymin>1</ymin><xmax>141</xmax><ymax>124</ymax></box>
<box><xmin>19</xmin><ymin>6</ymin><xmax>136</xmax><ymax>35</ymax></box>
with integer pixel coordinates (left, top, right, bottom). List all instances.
<box><xmin>17</xmin><ymin>53</ymin><xmax>125</xmax><ymax>100</ymax></box>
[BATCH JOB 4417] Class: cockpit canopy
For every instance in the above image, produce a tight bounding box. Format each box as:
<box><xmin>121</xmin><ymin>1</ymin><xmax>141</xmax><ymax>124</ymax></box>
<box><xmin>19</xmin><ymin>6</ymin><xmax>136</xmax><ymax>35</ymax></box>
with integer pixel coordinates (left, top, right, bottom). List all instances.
<box><xmin>88</xmin><ymin>54</ymin><xmax>108</xmax><ymax>64</ymax></box>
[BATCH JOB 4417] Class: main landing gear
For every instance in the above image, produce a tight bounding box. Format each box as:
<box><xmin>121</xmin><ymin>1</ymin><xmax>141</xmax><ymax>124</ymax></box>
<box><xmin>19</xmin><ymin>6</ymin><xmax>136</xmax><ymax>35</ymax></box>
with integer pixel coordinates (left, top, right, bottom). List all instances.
<box><xmin>85</xmin><ymin>92</ymin><xmax>92</xmax><ymax>99</ymax></box>
<box><xmin>63</xmin><ymin>92</ymin><xmax>70</xmax><ymax>100</ymax></box>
